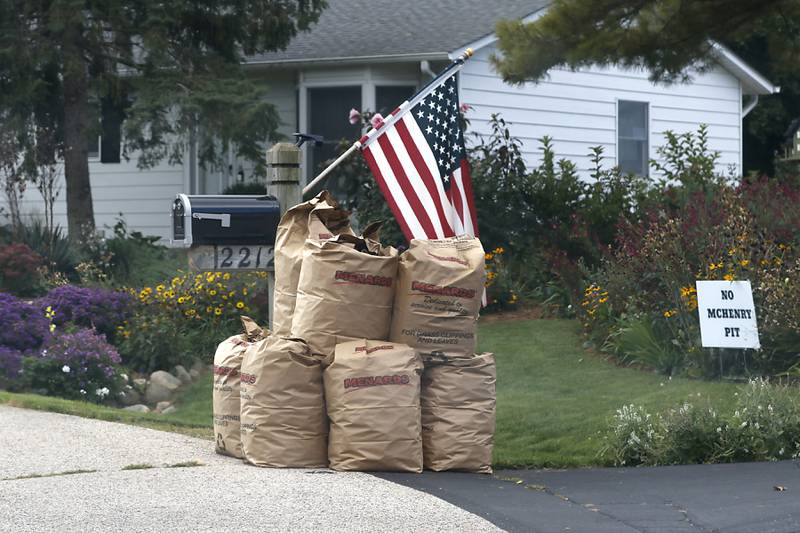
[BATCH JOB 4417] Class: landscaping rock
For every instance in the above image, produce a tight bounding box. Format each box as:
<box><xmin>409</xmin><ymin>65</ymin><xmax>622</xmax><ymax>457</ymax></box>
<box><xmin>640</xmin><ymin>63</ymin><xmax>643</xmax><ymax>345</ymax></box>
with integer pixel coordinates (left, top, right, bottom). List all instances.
<box><xmin>123</xmin><ymin>404</ymin><xmax>150</xmax><ymax>413</ymax></box>
<box><xmin>118</xmin><ymin>386</ymin><xmax>141</xmax><ymax>407</ymax></box>
<box><xmin>189</xmin><ymin>368</ymin><xmax>201</xmax><ymax>380</ymax></box>
<box><xmin>190</xmin><ymin>360</ymin><xmax>205</xmax><ymax>375</ymax></box>
<box><xmin>132</xmin><ymin>378</ymin><xmax>148</xmax><ymax>393</ymax></box>
<box><xmin>161</xmin><ymin>405</ymin><xmax>176</xmax><ymax>415</ymax></box>
<box><xmin>145</xmin><ymin>371</ymin><xmax>182</xmax><ymax>404</ymax></box>
<box><xmin>156</xmin><ymin>401</ymin><xmax>172</xmax><ymax>413</ymax></box>
<box><xmin>173</xmin><ymin>365</ymin><xmax>192</xmax><ymax>385</ymax></box>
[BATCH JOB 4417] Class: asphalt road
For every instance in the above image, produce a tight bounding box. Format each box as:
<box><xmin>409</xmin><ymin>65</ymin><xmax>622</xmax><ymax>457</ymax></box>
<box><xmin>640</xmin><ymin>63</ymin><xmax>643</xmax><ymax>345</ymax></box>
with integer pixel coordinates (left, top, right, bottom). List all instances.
<box><xmin>379</xmin><ymin>461</ymin><xmax>800</xmax><ymax>532</ymax></box>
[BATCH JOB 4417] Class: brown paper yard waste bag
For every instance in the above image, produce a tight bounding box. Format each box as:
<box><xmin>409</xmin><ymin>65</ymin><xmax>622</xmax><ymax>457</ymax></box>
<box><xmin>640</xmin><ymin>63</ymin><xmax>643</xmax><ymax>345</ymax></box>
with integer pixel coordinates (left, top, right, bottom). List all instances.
<box><xmin>390</xmin><ymin>236</ymin><xmax>486</xmax><ymax>360</ymax></box>
<box><xmin>273</xmin><ymin>191</ymin><xmax>352</xmax><ymax>336</ymax></box>
<box><xmin>212</xmin><ymin>316</ymin><xmax>267</xmax><ymax>458</ymax></box>
<box><xmin>239</xmin><ymin>336</ymin><xmax>328</xmax><ymax>468</ymax></box>
<box><xmin>325</xmin><ymin>339</ymin><xmax>424</xmax><ymax>472</ymax></box>
<box><xmin>292</xmin><ymin>232</ymin><xmax>398</xmax><ymax>356</ymax></box>
<box><xmin>421</xmin><ymin>352</ymin><xmax>496</xmax><ymax>473</ymax></box>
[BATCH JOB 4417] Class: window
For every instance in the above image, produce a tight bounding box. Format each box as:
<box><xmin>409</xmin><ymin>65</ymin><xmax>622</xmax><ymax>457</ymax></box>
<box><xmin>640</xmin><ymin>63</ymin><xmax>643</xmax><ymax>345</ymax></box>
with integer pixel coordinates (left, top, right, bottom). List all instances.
<box><xmin>100</xmin><ymin>96</ymin><xmax>124</xmax><ymax>163</ymax></box>
<box><xmin>308</xmin><ymin>86</ymin><xmax>362</xmax><ymax>177</ymax></box>
<box><xmin>617</xmin><ymin>100</ymin><xmax>649</xmax><ymax>176</ymax></box>
<box><xmin>87</xmin><ymin>97</ymin><xmax>124</xmax><ymax>163</ymax></box>
<box><xmin>376</xmin><ymin>85</ymin><xmax>415</xmax><ymax>116</ymax></box>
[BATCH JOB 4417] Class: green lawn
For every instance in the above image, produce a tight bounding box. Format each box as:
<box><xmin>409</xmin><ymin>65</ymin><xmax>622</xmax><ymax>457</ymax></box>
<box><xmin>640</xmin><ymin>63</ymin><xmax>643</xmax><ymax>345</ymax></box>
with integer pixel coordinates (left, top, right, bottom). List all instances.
<box><xmin>1</xmin><ymin>318</ymin><xmax>744</xmax><ymax>468</ymax></box>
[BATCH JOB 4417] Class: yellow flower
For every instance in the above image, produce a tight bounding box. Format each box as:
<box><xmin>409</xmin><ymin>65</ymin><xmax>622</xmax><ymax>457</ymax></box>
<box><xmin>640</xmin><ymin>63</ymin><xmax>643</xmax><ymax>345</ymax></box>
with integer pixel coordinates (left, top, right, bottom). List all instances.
<box><xmin>242</xmin><ymin>288</ymin><xmax>248</xmax><ymax>296</ymax></box>
<box><xmin>185</xmin><ymin>309</ymin><xmax>196</xmax><ymax>317</ymax></box>
<box><xmin>206</xmin><ymin>306</ymin><xmax>214</xmax><ymax>314</ymax></box>
<box><xmin>156</xmin><ymin>284</ymin><xmax>165</xmax><ymax>292</ymax></box>
<box><xmin>214</xmin><ymin>307</ymin><xmax>222</xmax><ymax>316</ymax></box>
<box><xmin>598</xmin><ymin>297</ymin><xmax>608</xmax><ymax>304</ymax></box>
<box><xmin>663</xmin><ymin>310</ymin><xmax>676</xmax><ymax>318</ymax></box>
<box><xmin>223</xmin><ymin>273</ymin><xmax>231</xmax><ymax>280</ymax></box>
<box><xmin>209</xmin><ymin>290</ymin><xmax>217</xmax><ymax>296</ymax></box>
<box><xmin>485</xmin><ymin>253</ymin><xmax>494</xmax><ymax>261</ymax></box>
<box><xmin>727</xmin><ymin>248</ymin><xmax>736</xmax><ymax>256</ymax></box>
<box><xmin>49</xmin><ymin>323</ymin><xmax>56</xmax><ymax>333</ymax></box>
<box><xmin>723</xmin><ymin>273</ymin><xmax>734</xmax><ymax>281</ymax></box>
<box><xmin>739</xmin><ymin>259</ymin><xmax>750</xmax><ymax>267</ymax></box>
<box><xmin>236</xmin><ymin>301</ymin><xmax>245</xmax><ymax>309</ymax></box>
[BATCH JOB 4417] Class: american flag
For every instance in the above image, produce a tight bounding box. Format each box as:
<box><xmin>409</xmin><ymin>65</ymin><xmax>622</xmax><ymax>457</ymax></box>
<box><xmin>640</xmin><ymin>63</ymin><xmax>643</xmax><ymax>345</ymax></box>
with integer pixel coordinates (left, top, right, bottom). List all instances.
<box><xmin>359</xmin><ymin>72</ymin><xmax>478</xmax><ymax>241</ymax></box>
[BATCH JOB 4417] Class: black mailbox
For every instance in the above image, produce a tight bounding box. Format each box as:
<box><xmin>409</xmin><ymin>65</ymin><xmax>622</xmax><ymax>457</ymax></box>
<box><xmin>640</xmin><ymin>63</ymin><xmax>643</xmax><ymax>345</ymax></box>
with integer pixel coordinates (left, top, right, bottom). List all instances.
<box><xmin>171</xmin><ymin>194</ymin><xmax>280</xmax><ymax>247</ymax></box>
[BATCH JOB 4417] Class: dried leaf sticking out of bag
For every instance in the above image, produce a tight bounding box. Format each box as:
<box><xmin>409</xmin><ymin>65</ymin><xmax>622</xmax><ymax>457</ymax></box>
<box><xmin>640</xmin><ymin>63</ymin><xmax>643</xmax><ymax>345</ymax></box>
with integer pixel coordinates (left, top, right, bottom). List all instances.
<box><xmin>421</xmin><ymin>352</ymin><xmax>496</xmax><ymax>473</ymax></box>
<box><xmin>390</xmin><ymin>236</ymin><xmax>486</xmax><ymax>362</ymax></box>
<box><xmin>212</xmin><ymin>316</ymin><xmax>268</xmax><ymax>458</ymax></box>
<box><xmin>239</xmin><ymin>336</ymin><xmax>328</xmax><ymax>468</ymax></box>
<box><xmin>273</xmin><ymin>191</ymin><xmax>352</xmax><ymax>336</ymax></box>
<box><xmin>325</xmin><ymin>339</ymin><xmax>423</xmax><ymax>472</ymax></box>
<box><xmin>292</xmin><ymin>227</ymin><xmax>398</xmax><ymax>357</ymax></box>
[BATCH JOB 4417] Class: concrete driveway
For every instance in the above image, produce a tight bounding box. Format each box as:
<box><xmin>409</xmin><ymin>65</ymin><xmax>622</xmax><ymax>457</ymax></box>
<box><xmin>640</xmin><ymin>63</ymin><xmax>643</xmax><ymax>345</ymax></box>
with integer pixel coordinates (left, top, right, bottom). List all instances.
<box><xmin>0</xmin><ymin>406</ymin><xmax>498</xmax><ymax>532</ymax></box>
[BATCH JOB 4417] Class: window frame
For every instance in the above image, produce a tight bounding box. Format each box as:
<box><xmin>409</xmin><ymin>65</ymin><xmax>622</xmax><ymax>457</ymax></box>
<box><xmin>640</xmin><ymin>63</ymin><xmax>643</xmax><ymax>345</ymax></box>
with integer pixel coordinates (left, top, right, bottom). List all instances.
<box><xmin>298</xmin><ymin>68</ymin><xmax>422</xmax><ymax>184</ymax></box>
<box><xmin>615</xmin><ymin>98</ymin><xmax>650</xmax><ymax>177</ymax></box>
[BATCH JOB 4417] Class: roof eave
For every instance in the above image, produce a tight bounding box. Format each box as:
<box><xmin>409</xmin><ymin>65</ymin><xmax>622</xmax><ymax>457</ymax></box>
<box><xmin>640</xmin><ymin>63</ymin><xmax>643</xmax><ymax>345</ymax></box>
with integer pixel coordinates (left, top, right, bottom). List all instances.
<box><xmin>244</xmin><ymin>51</ymin><xmax>450</xmax><ymax>69</ymax></box>
<box><xmin>711</xmin><ymin>43</ymin><xmax>780</xmax><ymax>95</ymax></box>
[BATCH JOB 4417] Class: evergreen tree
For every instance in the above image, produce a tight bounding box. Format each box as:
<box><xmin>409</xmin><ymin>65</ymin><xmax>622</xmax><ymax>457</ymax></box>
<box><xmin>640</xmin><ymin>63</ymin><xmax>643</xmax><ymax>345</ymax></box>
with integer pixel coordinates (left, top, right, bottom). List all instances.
<box><xmin>0</xmin><ymin>0</ymin><xmax>325</xmax><ymax>237</ymax></box>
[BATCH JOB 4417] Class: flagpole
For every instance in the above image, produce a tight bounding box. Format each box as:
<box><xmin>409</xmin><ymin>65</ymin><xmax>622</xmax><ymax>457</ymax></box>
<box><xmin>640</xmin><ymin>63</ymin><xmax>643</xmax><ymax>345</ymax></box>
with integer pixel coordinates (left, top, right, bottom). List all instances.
<box><xmin>301</xmin><ymin>48</ymin><xmax>474</xmax><ymax>196</ymax></box>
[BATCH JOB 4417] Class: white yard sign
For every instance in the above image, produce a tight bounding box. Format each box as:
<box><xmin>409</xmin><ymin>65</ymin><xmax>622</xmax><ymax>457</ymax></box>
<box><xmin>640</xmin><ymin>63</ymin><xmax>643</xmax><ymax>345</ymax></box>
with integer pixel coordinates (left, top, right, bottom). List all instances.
<box><xmin>696</xmin><ymin>280</ymin><xmax>760</xmax><ymax>349</ymax></box>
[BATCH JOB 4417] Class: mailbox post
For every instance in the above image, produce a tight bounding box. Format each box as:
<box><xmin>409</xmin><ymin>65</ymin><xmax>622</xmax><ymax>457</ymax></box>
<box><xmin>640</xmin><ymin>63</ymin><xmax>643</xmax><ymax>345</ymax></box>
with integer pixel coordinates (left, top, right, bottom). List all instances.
<box><xmin>265</xmin><ymin>143</ymin><xmax>302</xmax><ymax>329</ymax></box>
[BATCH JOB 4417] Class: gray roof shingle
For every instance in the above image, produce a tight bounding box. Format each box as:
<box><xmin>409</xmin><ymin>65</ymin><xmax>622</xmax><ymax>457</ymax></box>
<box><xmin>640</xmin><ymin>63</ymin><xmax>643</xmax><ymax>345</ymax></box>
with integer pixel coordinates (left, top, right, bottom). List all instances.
<box><xmin>247</xmin><ymin>0</ymin><xmax>550</xmax><ymax>64</ymax></box>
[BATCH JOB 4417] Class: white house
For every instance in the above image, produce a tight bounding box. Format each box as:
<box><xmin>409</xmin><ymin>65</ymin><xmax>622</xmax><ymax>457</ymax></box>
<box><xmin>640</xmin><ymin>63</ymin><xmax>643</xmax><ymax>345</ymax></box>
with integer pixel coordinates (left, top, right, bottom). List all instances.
<box><xmin>10</xmin><ymin>0</ymin><xmax>779</xmax><ymax>240</ymax></box>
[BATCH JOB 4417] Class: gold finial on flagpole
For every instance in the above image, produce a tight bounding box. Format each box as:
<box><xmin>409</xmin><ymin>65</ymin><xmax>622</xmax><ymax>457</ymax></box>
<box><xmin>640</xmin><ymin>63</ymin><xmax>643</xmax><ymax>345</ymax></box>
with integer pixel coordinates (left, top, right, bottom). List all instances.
<box><xmin>465</xmin><ymin>47</ymin><xmax>474</xmax><ymax>58</ymax></box>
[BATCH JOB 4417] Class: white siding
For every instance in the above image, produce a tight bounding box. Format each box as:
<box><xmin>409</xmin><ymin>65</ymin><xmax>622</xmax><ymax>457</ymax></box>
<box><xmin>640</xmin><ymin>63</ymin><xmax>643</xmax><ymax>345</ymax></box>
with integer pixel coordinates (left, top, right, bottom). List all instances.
<box><xmin>460</xmin><ymin>44</ymin><xmax>743</xmax><ymax>178</ymax></box>
<box><xmin>11</xmin><ymin>157</ymin><xmax>185</xmax><ymax>241</ymax></box>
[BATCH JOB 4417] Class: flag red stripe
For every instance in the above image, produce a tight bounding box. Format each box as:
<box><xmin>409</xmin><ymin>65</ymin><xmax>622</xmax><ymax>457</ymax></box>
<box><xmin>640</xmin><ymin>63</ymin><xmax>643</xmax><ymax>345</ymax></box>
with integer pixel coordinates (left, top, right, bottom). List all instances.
<box><xmin>395</xmin><ymin>119</ymin><xmax>455</xmax><ymax>237</ymax></box>
<box><xmin>448</xmin><ymin>174</ymin><xmax>466</xmax><ymax>227</ymax></box>
<box><xmin>362</xmin><ymin>148</ymin><xmax>415</xmax><ymax>241</ymax></box>
<box><xmin>459</xmin><ymin>160</ymin><xmax>479</xmax><ymax>236</ymax></box>
<box><xmin>377</xmin><ymin>135</ymin><xmax>438</xmax><ymax>238</ymax></box>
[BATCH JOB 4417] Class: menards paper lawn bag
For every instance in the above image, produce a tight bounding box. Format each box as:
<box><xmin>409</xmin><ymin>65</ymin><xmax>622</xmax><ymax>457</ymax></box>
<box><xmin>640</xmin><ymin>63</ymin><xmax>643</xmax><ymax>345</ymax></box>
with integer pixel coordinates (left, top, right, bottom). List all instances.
<box><xmin>273</xmin><ymin>191</ymin><xmax>352</xmax><ymax>336</ymax></box>
<box><xmin>390</xmin><ymin>236</ymin><xmax>486</xmax><ymax>360</ymax></box>
<box><xmin>292</xmin><ymin>232</ymin><xmax>398</xmax><ymax>356</ymax></box>
<box><xmin>421</xmin><ymin>352</ymin><xmax>496</xmax><ymax>473</ymax></box>
<box><xmin>239</xmin><ymin>336</ymin><xmax>328</xmax><ymax>468</ymax></box>
<box><xmin>212</xmin><ymin>316</ymin><xmax>267</xmax><ymax>458</ymax></box>
<box><xmin>325</xmin><ymin>339</ymin><xmax>423</xmax><ymax>472</ymax></box>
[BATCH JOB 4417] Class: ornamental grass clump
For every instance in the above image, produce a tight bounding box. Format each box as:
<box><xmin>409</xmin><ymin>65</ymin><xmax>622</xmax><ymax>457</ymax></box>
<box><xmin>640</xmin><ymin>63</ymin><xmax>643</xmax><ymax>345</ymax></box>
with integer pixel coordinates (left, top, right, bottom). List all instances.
<box><xmin>22</xmin><ymin>328</ymin><xmax>122</xmax><ymax>404</ymax></box>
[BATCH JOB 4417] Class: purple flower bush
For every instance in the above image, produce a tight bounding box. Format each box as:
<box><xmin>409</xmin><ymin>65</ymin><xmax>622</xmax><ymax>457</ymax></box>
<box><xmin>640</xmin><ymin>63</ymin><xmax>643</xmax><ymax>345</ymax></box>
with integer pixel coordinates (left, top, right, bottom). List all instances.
<box><xmin>40</xmin><ymin>285</ymin><xmax>133</xmax><ymax>340</ymax></box>
<box><xmin>0</xmin><ymin>346</ymin><xmax>24</xmax><ymax>385</ymax></box>
<box><xmin>22</xmin><ymin>328</ymin><xmax>122</xmax><ymax>403</ymax></box>
<box><xmin>0</xmin><ymin>293</ymin><xmax>50</xmax><ymax>352</ymax></box>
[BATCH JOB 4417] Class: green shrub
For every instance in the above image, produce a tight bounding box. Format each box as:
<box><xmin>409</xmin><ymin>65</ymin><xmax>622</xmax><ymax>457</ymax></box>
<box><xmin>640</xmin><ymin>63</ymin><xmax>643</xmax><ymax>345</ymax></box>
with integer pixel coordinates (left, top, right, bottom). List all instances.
<box><xmin>222</xmin><ymin>181</ymin><xmax>266</xmax><ymax>195</ymax></box>
<box><xmin>0</xmin><ymin>243</ymin><xmax>44</xmax><ymax>295</ymax></box>
<box><xmin>605</xmin><ymin>379</ymin><xmax>800</xmax><ymax>466</ymax></box>
<box><xmin>117</xmin><ymin>270</ymin><xmax>268</xmax><ymax>372</ymax></box>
